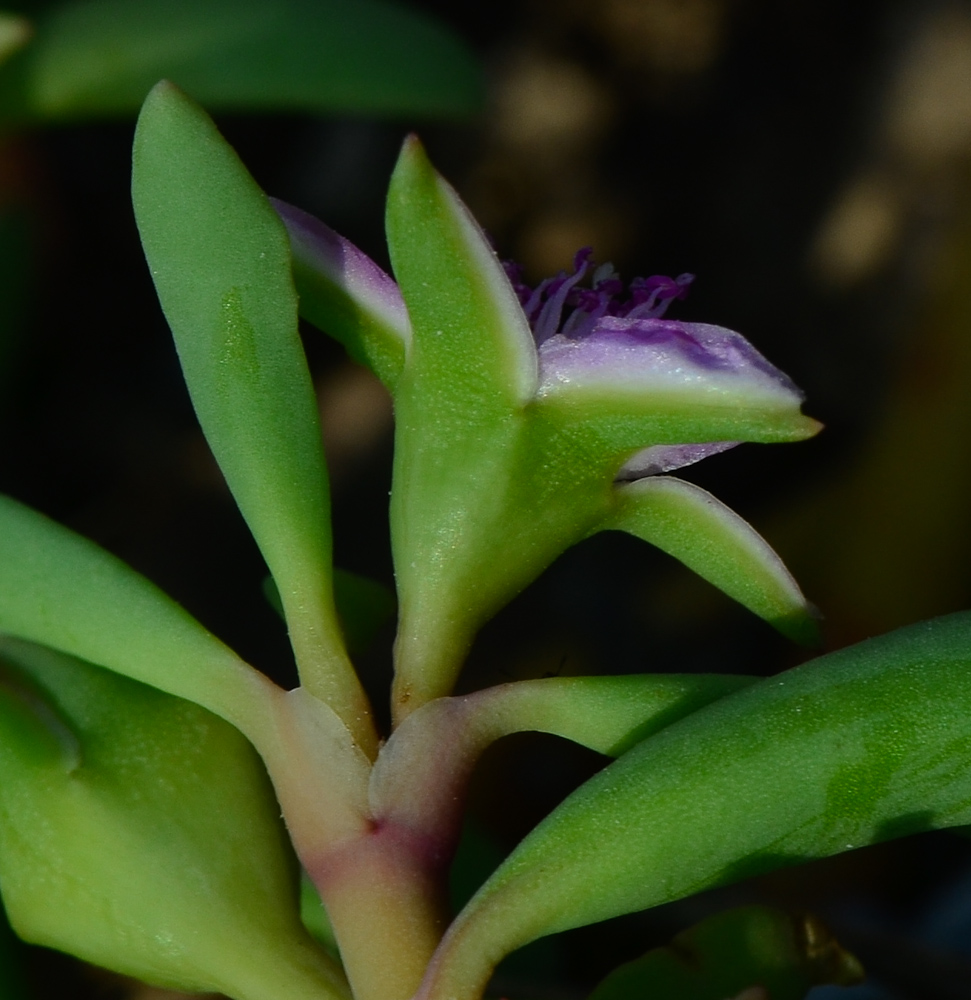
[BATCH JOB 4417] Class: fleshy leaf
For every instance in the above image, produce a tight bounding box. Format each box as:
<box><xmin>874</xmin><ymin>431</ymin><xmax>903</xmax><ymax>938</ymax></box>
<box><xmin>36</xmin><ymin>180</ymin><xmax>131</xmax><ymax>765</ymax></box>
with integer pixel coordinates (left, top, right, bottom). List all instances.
<box><xmin>132</xmin><ymin>81</ymin><xmax>375</xmax><ymax>753</ymax></box>
<box><xmin>385</xmin><ymin>140</ymin><xmax>820</xmax><ymax>722</ymax></box>
<box><xmin>418</xmin><ymin>612</ymin><xmax>971</xmax><ymax>1000</ymax></box>
<box><xmin>0</xmin><ymin>639</ymin><xmax>348</xmax><ymax>1000</ymax></box>
<box><xmin>386</xmin><ymin>136</ymin><xmax>539</xmax><ymax>718</ymax></box>
<box><xmin>386</xmin><ymin>135</ymin><xmax>537</xmax><ymax>406</ymax></box>
<box><xmin>0</xmin><ymin>494</ymin><xmax>270</xmax><ymax>740</ymax></box>
<box><xmin>273</xmin><ymin>198</ymin><xmax>410</xmax><ymax>389</ymax></box>
<box><xmin>601</xmin><ymin>476</ymin><xmax>819</xmax><ymax>644</ymax></box>
<box><xmin>0</xmin><ymin>0</ymin><xmax>482</xmax><ymax>123</ymax></box>
<box><xmin>587</xmin><ymin>907</ymin><xmax>862</xmax><ymax>1000</ymax></box>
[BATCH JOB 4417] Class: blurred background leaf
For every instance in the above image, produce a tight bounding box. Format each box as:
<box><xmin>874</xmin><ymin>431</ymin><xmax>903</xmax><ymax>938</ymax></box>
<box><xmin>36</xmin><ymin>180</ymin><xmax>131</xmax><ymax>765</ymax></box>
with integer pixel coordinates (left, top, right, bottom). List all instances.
<box><xmin>0</xmin><ymin>0</ymin><xmax>483</xmax><ymax>123</ymax></box>
<box><xmin>587</xmin><ymin>906</ymin><xmax>862</xmax><ymax>1000</ymax></box>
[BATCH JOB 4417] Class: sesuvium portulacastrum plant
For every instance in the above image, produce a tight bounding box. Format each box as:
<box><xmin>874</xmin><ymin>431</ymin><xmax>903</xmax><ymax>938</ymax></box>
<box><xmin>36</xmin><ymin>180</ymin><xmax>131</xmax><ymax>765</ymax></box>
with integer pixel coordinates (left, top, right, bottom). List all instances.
<box><xmin>5</xmin><ymin>80</ymin><xmax>971</xmax><ymax>1000</ymax></box>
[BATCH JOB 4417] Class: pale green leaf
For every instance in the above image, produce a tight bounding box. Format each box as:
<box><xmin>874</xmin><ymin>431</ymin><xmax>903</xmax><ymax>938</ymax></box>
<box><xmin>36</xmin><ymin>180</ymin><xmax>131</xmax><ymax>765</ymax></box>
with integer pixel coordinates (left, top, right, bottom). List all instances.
<box><xmin>602</xmin><ymin>476</ymin><xmax>819</xmax><ymax>644</ymax></box>
<box><xmin>0</xmin><ymin>639</ymin><xmax>347</xmax><ymax>1000</ymax></box>
<box><xmin>386</xmin><ymin>136</ymin><xmax>539</xmax><ymax>719</ymax></box>
<box><xmin>132</xmin><ymin>81</ymin><xmax>374</xmax><ymax>752</ymax></box>
<box><xmin>0</xmin><ymin>493</ymin><xmax>267</xmax><ymax>737</ymax></box>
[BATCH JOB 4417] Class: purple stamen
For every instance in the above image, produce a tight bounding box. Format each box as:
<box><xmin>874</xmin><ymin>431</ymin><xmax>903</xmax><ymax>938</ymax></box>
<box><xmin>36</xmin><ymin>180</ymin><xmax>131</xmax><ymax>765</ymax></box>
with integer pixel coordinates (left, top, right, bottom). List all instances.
<box><xmin>505</xmin><ymin>248</ymin><xmax>694</xmax><ymax>344</ymax></box>
<box><xmin>531</xmin><ymin>248</ymin><xmax>594</xmax><ymax>344</ymax></box>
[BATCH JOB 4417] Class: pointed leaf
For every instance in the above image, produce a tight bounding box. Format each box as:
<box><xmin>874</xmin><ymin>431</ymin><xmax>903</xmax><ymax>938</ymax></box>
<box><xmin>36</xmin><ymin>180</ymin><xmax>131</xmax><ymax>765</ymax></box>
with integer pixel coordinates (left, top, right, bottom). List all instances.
<box><xmin>602</xmin><ymin>476</ymin><xmax>819</xmax><ymax>644</ymax></box>
<box><xmin>419</xmin><ymin>612</ymin><xmax>971</xmax><ymax>1000</ymax></box>
<box><xmin>0</xmin><ymin>0</ymin><xmax>482</xmax><ymax>123</ymax></box>
<box><xmin>531</xmin><ymin>392</ymin><xmax>821</xmax><ymax>467</ymax></box>
<box><xmin>132</xmin><ymin>81</ymin><xmax>374</xmax><ymax>751</ymax></box>
<box><xmin>0</xmin><ymin>494</ymin><xmax>268</xmax><ymax>737</ymax></box>
<box><xmin>470</xmin><ymin>673</ymin><xmax>758</xmax><ymax>758</ymax></box>
<box><xmin>0</xmin><ymin>639</ymin><xmax>347</xmax><ymax>1000</ymax></box>
<box><xmin>386</xmin><ymin>135</ymin><xmax>536</xmax><ymax>408</ymax></box>
<box><xmin>273</xmin><ymin>198</ymin><xmax>409</xmax><ymax>389</ymax></box>
<box><xmin>386</xmin><ymin>136</ymin><xmax>538</xmax><ymax>717</ymax></box>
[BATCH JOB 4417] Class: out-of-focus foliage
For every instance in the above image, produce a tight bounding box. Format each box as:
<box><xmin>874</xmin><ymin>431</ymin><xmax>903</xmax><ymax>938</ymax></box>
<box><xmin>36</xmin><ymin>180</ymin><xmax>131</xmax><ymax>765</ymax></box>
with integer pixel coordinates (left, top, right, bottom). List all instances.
<box><xmin>586</xmin><ymin>906</ymin><xmax>862</xmax><ymax>1000</ymax></box>
<box><xmin>0</xmin><ymin>0</ymin><xmax>482</xmax><ymax>123</ymax></box>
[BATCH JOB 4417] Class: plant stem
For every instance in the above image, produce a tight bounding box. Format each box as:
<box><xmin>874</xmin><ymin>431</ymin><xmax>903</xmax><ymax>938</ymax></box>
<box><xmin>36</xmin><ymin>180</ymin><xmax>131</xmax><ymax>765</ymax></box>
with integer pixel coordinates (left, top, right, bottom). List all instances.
<box><xmin>307</xmin><ymin>823</ymin><xmax>450</xmax><ymax>1000</ymax></box>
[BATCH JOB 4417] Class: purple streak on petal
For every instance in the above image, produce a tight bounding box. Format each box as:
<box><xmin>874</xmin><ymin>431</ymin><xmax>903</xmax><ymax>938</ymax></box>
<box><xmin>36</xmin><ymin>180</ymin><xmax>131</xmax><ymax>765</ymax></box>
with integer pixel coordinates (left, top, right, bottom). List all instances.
<box><xmin>616</xmin><ymin>441</ymin><xmax>740</xmax><ymax>480</ymax></box>
<box><xmin>271</xmin><ymin>198</ymin><xmax>410</xmax><ymax>343</ymax></box>
<box><xmin>537</xmin><ymin>317</ymin><xmax>804</xmax><ymax>405</ymax></box>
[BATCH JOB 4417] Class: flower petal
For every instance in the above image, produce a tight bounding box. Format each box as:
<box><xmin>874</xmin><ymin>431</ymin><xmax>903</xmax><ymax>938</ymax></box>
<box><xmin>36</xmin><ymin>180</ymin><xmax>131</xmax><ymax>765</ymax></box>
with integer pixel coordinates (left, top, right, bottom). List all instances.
<box><xmin>600</xmin><ymin>476</ymin><xmax>820</xmax><ymax>644</ymax></box>
<box><xmin>617</xmin><ymin>440</ymin><xmax>739</xmax><ymax>480</ymax></box>
<box><xmin>538</xmin><ymin>318</ymin><xmax>801</xmax><ymax>405</ymax></box>
<box><xmin>272</xmin><ymin>198</ymin><xmax>410</xmax><ymax>389</ymax></box>
<box><xmin>533</xmin><ymin>318</ymin><xmax>820</xmax><ymax>453</ymax></box>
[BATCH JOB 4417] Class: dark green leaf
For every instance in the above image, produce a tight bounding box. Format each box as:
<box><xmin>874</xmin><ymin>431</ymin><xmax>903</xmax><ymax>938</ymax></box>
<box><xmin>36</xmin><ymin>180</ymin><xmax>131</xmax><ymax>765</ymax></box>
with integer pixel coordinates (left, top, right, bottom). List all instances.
<box><xmin>0</xmin><ymin>0</ymin><xmax>482</xmax><ymax>123</ymax></box>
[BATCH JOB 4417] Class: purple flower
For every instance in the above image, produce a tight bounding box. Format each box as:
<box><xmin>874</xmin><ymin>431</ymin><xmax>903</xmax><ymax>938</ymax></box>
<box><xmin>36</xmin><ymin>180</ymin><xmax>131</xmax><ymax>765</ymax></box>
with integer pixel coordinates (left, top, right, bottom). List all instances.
<box><xmin>504</xmin><ymin>247</ymin><xmax>804</xmax><ymax>480</ymax></box>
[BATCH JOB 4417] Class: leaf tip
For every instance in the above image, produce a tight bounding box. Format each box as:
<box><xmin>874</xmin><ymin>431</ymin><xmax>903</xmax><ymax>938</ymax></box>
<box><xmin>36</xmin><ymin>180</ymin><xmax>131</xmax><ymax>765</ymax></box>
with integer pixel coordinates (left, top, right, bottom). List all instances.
<box><xmin>773</xmin><ymin>601</ymin><xmax>824</xmax><ymax>647</ymax></box>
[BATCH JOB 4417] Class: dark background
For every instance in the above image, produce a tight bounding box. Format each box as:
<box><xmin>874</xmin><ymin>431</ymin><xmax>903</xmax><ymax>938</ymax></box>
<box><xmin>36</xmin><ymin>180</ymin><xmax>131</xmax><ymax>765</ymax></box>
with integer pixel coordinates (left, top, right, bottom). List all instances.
<box><xmin>6</xmin><ymin>1</ymin><xmax>971</xmax><ymax>998</ymax></box>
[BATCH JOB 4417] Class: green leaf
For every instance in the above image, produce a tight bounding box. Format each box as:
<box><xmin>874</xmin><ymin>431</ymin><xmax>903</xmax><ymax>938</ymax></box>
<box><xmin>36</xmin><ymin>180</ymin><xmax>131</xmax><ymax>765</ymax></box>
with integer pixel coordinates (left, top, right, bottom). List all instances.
<box><xmin>132</xmin><ymin>81</ymin><xmax>375</xmax><ymax>753</ymax></box>
<box><xmin>386</xmin><ymin>135</ymin><xmax>537</xmax><ymax>410</ymax></box>
<box><xmin>469</xmin><ymin>673</ymin><xmax>759</xmax><ymax>758</ymax></box>
<box><xmin>528</xmin><ymin>398</ymin><xmax>821</xmax><ymax>479</ymax></box>
<box><xmin>0</xmin><ymin>0</ymin><xmax>482</xmax><ymax>123</ymax></box>
<box><xmin>0</xmin><ymin>493</ymin><xmax>269</xmax><ymax>738</ymax></box>
<box><xmin>587</xmin><ymin>906</ymin><xmax>863</xmax><ymax>1000</ymax></box>
<box><xmin>420</xmin><ymin>612</ymin><xmax>971</xmax><ymax>1000</ymax></box>
<box><xmin>601</xmin><ymin>476</ymin><xmax>819</xmax><ymax>645</ymax></box>
<box><xmin>386</xmin><ymin>136</ymin><xmax>539</xmax><ymax>718</ymax></box>
<box><xmin>0</xmin><ymin>639</ymin><xmax>348</xmax><ymax>1000</ymax></box>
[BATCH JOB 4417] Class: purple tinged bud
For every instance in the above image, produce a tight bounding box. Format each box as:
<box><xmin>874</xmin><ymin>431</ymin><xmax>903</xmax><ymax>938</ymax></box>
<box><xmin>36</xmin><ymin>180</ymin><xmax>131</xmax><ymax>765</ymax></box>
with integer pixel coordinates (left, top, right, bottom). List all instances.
<box><xmin>271</xmin><ymin>198</ymin><xmax>411</xmax><ymax>348</ymax></box>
